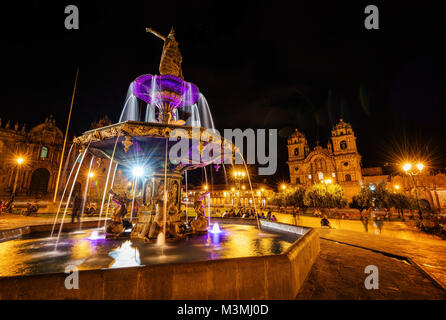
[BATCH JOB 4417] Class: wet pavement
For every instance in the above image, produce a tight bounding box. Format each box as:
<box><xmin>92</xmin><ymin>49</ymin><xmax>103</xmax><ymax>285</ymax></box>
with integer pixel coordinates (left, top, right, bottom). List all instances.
<box><xmin>275</xmin><ymin>213</ymin><xmax>446</xmax><ymax>292</ymax></box>
<box><xmin>297</xmin><ymin>239</ymin><xmax>446</xmax><ymax>299</ymax></box>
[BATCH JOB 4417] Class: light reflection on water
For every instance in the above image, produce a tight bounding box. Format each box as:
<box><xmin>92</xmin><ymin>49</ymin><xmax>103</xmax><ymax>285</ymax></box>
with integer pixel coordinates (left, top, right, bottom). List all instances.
<box><xmin>0</xmin><ymin>224</ymin><xmax>298</xmax><ymax>277</ymax></box>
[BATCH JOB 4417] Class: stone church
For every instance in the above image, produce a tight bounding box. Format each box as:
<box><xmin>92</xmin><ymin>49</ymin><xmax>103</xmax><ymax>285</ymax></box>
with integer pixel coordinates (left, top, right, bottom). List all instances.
<box><xmin>0</xmin><ymin>116</ymin><xmax>64</xmax><ymax>198</ymax></box>
<box><xmin>0</xmin><ymin>114</ymin><xmax>130</xmax><ymax>203</ymax></box>
<box><xmin>286</xmin><ymin>118</ymin><xmax>363</xmax><ymax>201</ymax></box>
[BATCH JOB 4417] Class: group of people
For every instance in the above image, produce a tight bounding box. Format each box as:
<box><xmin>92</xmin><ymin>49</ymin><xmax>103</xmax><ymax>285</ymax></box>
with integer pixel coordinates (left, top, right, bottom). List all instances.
<box><xmin>0</xmin><ymin>199</ymin><xmax>13</xmax><ymax>215</ymax></box>
<box><xmin>221</xmin><ymin>207</ymin><xmax>278</xmax><ymax>222</ymax></box>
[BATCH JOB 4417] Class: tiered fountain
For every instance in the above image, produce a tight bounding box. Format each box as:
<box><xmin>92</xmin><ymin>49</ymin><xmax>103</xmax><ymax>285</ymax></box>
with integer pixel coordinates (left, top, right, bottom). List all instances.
<box><xmin>73</xmin><ymin>27</ymin><xmax>227</xmax><ymax>241</ymax></box>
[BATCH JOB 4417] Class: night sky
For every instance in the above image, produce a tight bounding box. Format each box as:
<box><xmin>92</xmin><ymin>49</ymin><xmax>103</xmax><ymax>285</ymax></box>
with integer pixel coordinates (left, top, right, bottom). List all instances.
<box><xmin>2</xmin><ymin>1</ymin><xmax>446</xmax><ymax>185</ymax></box>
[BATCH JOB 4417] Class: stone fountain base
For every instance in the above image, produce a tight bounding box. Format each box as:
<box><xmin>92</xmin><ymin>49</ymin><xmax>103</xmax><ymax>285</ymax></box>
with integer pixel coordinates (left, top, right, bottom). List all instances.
<box><xmin>0</xmin><ymin>221</ymin><xmax>320</xmax><ymax>299</ymax></box>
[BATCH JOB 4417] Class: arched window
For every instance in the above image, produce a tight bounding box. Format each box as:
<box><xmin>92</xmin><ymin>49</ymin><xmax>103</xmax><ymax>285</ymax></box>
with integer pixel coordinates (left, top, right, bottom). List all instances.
<box><xmin>296</xmin><ymin>177</ymin><xmax>301</xmax><ymax>184</ymax></box>
<box><xmin>340</xmin><ymin>140</ymin><xmax>347</xmax><ymax>150</ymax></box>
<box><xmin>345</xmin><ymin>174</ymin><xmax>352</xmax><ymax>182</ymax></box>
<box><xmin>40</xmin><ymin>146</ymin><xmax>48</xmax><ymax>159</ymax></box>
<box><xmin>294</xmin><ymin>148</ymin><xmax>299</xmax><ymax>156</ymax></box>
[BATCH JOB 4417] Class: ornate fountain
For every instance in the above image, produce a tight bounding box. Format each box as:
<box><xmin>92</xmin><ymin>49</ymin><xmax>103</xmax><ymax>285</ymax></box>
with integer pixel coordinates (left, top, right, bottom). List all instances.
<box><xmin>74</xmin><ymin>27</ymin><xmax>229</xmax><ymax>240</ymax></box>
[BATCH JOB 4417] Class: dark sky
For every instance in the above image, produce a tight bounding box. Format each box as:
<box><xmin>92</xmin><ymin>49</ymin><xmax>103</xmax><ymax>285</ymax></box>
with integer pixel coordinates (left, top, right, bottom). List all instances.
<box><xmin>2</xmin><ymin>1</ymin><xmax>446</xmax><ymax>185</ymax></box>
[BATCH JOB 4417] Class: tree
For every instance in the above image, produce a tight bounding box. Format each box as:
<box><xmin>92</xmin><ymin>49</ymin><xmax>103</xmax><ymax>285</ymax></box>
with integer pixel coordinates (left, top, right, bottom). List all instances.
<box><xmin>284</xmin><ymin>186</ymin><xmax>306</xmax><ymax>208</ymax></box>
<box><xmin>389</xmin><ymin>192</ymin><xmax>417</xmax><ymax>218</ymax></box>
<box><xmin>270</xmin><ymin>186</ymin><xmax>307</xmax><ymax>210</ymax></box>
<box><xmin>350</xmin><ymin>187</ymin><xmax>373</xmax><ymax>213</ymax></box>
<box><xmin>304</xmin><ymin>183</ymin><xmax>347</xmax><ymax>213</ymax></box>
<box><xmin>373</xmin><ymin>182</ymin><xmax>392</xmax><ymax>212</ymax></box>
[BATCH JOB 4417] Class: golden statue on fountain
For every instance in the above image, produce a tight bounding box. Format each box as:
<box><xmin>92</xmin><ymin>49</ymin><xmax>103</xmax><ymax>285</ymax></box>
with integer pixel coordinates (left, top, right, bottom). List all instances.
<box><xmin>146</xmin><ymin>27</ymin><xmax>184</xmax><ymax>79</ymax></box>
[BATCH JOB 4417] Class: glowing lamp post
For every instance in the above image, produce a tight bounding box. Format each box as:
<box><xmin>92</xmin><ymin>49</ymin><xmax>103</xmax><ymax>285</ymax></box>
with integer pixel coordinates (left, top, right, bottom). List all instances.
<box><xmin>232</xmin><ymin>170</ymin><xmax>246</xmax><ymax>208</ymax></box>
<box><xmin>403</xmin><ymin>162</ymin><xmax>424</xmax><ymax>219</ymax></box>
<box><xmin>132</xmin><ymin>166</ymin><xmax>145</xmax><ymax>178</ymax></box>
<box><xmin>12</xmin><ymin>157</ymin><xmax>24</xmax><ymax>198</ymax></box>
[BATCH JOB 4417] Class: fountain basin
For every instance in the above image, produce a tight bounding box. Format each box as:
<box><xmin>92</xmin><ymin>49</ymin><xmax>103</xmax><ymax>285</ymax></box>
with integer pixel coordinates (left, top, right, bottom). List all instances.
<box><xmin>0</xmin><ymin>221</ymin><xmax>320</xmax><ymax>299</ymax></box>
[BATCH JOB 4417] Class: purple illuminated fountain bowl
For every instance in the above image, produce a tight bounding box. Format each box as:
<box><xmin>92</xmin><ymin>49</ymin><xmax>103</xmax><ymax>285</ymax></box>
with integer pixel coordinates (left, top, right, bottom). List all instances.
<box><xmin>132</xmin><ymin>74</ymin><xmax>200</xmax><ymax>108</ymax></box>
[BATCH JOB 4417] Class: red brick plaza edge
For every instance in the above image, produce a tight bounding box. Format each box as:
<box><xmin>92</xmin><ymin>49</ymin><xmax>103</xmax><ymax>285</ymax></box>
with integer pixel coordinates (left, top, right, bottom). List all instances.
<box><xmin>0</xmin><ymin>221</ymin><xmax>320</xmax><ymax>300</ymax></box>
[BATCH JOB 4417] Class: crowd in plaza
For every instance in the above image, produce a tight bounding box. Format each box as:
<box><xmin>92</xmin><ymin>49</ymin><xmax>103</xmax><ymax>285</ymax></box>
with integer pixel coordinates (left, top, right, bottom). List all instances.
<box><xmin>220</xmin><ymin>207</ymin><xmax>278</xmax><ymax>222</ymax></box>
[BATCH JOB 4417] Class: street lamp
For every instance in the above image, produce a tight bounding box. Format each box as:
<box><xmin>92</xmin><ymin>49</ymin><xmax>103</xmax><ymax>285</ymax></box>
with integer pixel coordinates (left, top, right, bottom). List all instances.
<box><xmin>281</xmin><ymin>184</ymin><xmax>287</xmax><ymax>191</ymax></box>
<box><xmin>403</xmin><ymin>162</ymin><xmax>424</xmax><ymax>219</ymax></box>
<box><xmin>132</xmin><ymin>166</ymin><xmax>145</xmax><ymax>178</ymax></box>
<box><xmin>12</xmin><ymin>157</ymin><xmax>25</xmax><ymax>198</ymax></box>
<box><xmin>232</xmin><ymin>169</ymin><xmax>246</xmax><ymax>207</ymax></box>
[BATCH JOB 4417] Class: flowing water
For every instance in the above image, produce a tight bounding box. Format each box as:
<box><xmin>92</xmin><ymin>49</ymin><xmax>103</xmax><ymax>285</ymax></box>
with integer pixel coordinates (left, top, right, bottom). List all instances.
<box><xmin>0</xmin><ymin>224</ymin><xmax>298</xmax><ymax>277</ymax></box>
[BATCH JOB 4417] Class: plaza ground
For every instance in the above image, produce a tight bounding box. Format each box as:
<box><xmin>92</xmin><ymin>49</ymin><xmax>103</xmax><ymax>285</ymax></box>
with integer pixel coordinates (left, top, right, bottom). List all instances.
<box><xmin>0</xmin><ymin>211</ymin><xmax>445</xmax><ymax>299</ymax></box>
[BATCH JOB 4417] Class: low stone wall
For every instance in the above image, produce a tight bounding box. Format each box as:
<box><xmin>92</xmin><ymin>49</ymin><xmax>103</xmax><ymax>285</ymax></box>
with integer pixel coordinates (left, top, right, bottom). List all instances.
<box><xmin>0</xmin><ymin>227</ymin><xmax>31</xmax><ymax>243</ymax></box>
<box><xmin>210</xmin><ymin>216</ymin><xmax>258</xmax><ymax>226</ymax></box>
<box><xmin>260</xmin><ymin>220</ymin><xmax>308</xmax><ymax>236</ymax></box>
<box><xmin>0</xmin><ymin>222</ymin><xmax>319</xmax><ymax>300</ymax></box>
<box><xmin>0</xmin><ymin>220</ymin><xmax>105</xmax><ymax>242</ymax></box>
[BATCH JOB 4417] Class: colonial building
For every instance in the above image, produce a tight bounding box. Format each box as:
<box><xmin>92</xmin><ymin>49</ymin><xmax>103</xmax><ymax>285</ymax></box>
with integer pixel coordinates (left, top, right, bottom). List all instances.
<box><xmin>0</xmin><ymin>116</ymin><xmax>64</xmax><ymax>198</ymax></box>
<box><xmin>286</xmin><ymin>118</ymin><xmax>363</xmax><ymax>201</ymax></box>
<box><xmin>0</xmin><ymin>115</ymin><xmax>129</xmax><ymax>203</ymax></box>
<box><xmin>185</xmin><ymin>183</ymin><xmax>275</xmax><ymax>209</ymax></box>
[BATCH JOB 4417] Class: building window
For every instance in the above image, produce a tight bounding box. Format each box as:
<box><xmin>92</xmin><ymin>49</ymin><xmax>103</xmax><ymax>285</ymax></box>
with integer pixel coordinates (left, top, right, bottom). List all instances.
<box><xmin>294</xmin><ymin>148</ymin><xmax>299</xmax><ymax>156</ymax></box>
<box><xmin>296</xmin><ymin>177</ymin><xmax>301</xmax><ymax>184</ymax></box>
<box><xmin>343</xmin><ymin>161</ymin><xmax>349</xmax><ymax>167</ymax></box>
<box><xmin>340</xmin><ymin>140</ymin><xmax>347</xmax><ymax>150</ymax></box>
<box><xmin>318</xmin><ymin>172</ymin><xmax>323</xmax><ymax>180</ymax></box>
<box><xmin>345</xmin><ymin>174</ymin><xmax>352</xmax><ymax>182</ymax></box>
<box><xmin>40</xmin><ymin>146</ymin><xmax>48</xmax><ymax>159</ymax></box>
<box><xmin>294</xmin><ymin>166</ymin><xmax>299</xmax><ymax>171</ymax></box>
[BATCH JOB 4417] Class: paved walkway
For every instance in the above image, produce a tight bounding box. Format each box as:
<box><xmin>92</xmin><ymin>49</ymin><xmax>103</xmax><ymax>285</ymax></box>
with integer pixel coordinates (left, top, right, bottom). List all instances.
<box><xmin>297</xmin><ymin>239</ymin><xmax>446</xmax><ymax>299</ymax></box>
<box><xmin>274</xmin><ymin>213</ymin><xmax>446</xmax><ymax>294</ymax></box>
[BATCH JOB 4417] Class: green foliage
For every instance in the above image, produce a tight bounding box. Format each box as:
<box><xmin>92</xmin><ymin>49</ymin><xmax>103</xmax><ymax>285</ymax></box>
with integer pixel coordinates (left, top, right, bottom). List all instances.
<box><xmin>304</xmin><ymin>183</ymin><xmax>347</xmax><ymax>209</ymax></box>
<box><xmin>373</xmin><ymin>182</ymin><xmax>392</xmax><ymax>210</ymax></box>
<box><xmin>350</xmin><ymin>187</ymin><xmax>373</xmax><ymax>213</ymax></box>
<box><xmin>350</xmin><ymin>182</ymin><xmax>419</xmax><ymax>214</ymax></box>
<box><xmin>271</xmin><ymin>186</ymin><xmax>306</xmax><ymax>207</ymax></box>
<box><xmin>389</xmin><ymin>192</ymin><xmax>417</xmax><ymax>211</ymax></box>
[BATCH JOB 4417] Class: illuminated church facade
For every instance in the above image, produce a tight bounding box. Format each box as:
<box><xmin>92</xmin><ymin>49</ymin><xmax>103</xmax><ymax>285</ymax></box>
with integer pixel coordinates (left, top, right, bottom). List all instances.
<box><xmin>286</xmin><ymin>119</ymin><xmax>363</xmax><ymax>201</ymax></box>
